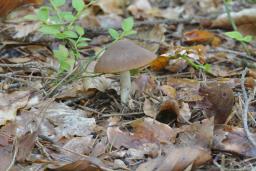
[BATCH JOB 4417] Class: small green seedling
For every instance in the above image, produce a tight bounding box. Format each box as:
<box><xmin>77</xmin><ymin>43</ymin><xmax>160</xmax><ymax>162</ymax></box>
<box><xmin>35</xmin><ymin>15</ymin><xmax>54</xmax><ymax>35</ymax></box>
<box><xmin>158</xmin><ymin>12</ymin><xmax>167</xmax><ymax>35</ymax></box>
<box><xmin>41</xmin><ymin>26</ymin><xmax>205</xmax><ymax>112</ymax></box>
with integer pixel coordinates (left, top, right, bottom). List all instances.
<box><xmin>108</xmin><ymin>17</ymin><xmax>137</xmax><ymax>41</ymax></box>
<box><xmin>26</xmin><ymin>0</ymin><xmax>93</xmax><ymax>72</ymax></box>
<box><xmin>225</xmin><ymin>31</ymin><xmax>253</xmax><ymax>43</ymax></box>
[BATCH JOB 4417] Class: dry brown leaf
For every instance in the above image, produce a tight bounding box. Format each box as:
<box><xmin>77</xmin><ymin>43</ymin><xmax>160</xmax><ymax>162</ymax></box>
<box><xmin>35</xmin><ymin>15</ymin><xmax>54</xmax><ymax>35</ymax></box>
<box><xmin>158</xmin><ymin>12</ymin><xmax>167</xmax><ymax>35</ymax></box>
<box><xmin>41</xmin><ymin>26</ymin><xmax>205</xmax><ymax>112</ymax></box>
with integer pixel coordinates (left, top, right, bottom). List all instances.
<box><xmin>136</xmin><ymin>146</ymin><xmax>211</xmax><ymax>171</ymax></box>
<box><xmin>184</xmin><ymin>30</ymin><xmax>221</xmax><ymax>47</ymax></box>
<box><xmin>45</xmin><ymin>160</ymin><xmax>102</xmax><ymax>171</ymax></box>
<box><xmin>199</xmin><ymin>82</ymin><xmax>234</xmax><ymax>124</ymax></box>
<box><xmin>0</xmin><ymin>90</ymin><xmax>31</xmax><ymax>126</ymax></box>
<box><xmin>94</xmin><ymin>0</ymin><xmax>124</xmax><ymax>15</ymax></box>
<box><xmin>16</xmin><ymin>131</ymin><xmax>37</xmax><ymax>162</ymax></box>
<box><xmin>0</xmin><ymin>0</ymin><xmax>42</xmax><ymax>17</ymax></box>
<box><xmin>150</xmin><ymin>56</ymin><xmax>170</xmax><ymax>71</ymax></box>
<box><xmin>128</xmin><ymin>0</ymin><xmax>152</xmax><ymax>19</ymax></box>
<box><xmin>177</xmin><ymin>102</ymin><xmax>191</xmax><ymax>123</ymax></box>
<box><xmin>156</xmin><ymin>99</ymin><xmax>180</xmax><ymax>124</ymax></box>
<box><xmin>132</xmin><ymin>74</ymin><xmax>156</xmax><ymax>95</ymax></box>
<box><xmin>133</xmin><ymin>24</ymin><xmax>166</xmax><ymax>53</ymax></box>
<box><xmin>0</xmin><ymin>123</ymin><xmax>16</xmax><ymax>171</ymax></box>
<box><xmin>165</xmin><ymin>58</ymin><xmax>188</xmax><ymax>73</ymax></box>
<box><xmin>213</xmin><ymin>125</ymin><xmax>256</xmax><ymax>157</ymax></box>
<box><xmin>160</xmin><ymin>85</ymin><xmax>176</xmax><ymax>99</ymax></box>
<box><xmin>107</xmin><ymin>117</ymin><xmax>176</xmax><ymax>149</ymax></box>
<box><xmin>143</xmin><ymin>99</ymin><xmax>158</xmax><ymax>118</ymax></box>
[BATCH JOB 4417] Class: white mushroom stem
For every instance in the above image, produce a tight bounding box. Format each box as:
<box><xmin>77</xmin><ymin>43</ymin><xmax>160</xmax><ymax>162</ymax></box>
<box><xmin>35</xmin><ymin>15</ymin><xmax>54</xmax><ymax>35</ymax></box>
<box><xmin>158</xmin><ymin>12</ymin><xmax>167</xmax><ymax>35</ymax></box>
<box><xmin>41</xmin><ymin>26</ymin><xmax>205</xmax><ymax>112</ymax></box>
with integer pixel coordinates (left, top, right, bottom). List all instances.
<box><xmin>120</xmin><ymin>70</ymin><xmax>131</xmax><ymax>104</ymax></box>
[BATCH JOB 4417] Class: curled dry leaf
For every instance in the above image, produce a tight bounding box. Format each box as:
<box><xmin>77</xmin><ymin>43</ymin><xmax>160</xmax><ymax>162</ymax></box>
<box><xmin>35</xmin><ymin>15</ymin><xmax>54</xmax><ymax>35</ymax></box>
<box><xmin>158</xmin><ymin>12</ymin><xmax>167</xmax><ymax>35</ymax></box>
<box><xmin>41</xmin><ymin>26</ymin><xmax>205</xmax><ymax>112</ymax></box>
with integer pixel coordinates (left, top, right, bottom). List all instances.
<box><xmin>184</xmin><ymin>30</ymin><xmax>221</xmax><ymax>47</ymax></box>
<box><xmin>156</xmin><ymin>99</ymin><xmax>180</xmax><ymax>124</ymax></box>
<box><xmin>165</xmin><ymin>58</ymin><xmax>188</xmax><ymax>73</ymax></box>
<box><xmin>199</xmin><ymin>82</ymin><xmax>234</xmax><ymax>124</ymax></box>
<box><xmin>107</xmin><ymin>117</ymin><xmax>176</xmax><ymax>149</ymax></box>
<box><xmin>150</xmin><ymin>55</ymin><xmax>170</xmax><ymax>71</ymax></box>
<box><xmin>213</xmin><ymin>125</ymin><xmax>256</xmax><ymax>157</ymax></box>
<box><xmin>0</xmin><ymin>90</ymin><xmax>31</xmax><ymax>126</ymax></box>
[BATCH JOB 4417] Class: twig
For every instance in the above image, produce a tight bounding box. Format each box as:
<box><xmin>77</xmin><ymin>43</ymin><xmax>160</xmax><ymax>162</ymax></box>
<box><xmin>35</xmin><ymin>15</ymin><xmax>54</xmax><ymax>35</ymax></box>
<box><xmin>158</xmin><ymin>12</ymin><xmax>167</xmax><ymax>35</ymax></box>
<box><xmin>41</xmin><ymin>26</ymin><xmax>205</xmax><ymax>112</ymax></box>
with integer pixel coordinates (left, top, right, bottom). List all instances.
<box><xmin>241</xmin><ymin>68</ymin><xmax>256</xmax><ymax>147</ymax></box>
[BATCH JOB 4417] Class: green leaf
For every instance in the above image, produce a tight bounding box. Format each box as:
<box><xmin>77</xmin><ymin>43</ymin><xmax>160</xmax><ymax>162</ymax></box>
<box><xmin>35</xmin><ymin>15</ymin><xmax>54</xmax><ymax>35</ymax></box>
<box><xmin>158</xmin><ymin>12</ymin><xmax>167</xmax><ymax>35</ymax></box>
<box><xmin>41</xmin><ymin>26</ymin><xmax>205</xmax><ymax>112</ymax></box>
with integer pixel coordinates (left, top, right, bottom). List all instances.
<box><xmin>123</xmin><ymin>30</ymin><xmax>137</xmax><ymax>36</ymax></box>
<box><xmin>242</xmin><ymin>35</ymin><xmax>253</xmax><ymax>43</ymax></box>
<box><xmin>121</xmin><ymin>17</ymin><xmax>134</xmax><ymax>32</ymax></box>
<box><xmin>60</xmin><ymin>12</ymin><xmax>75</xmax><ymax>21</ymax></box>
<box><xmin>225</xmin><ymin>31</ymin><xmax>243</xmax><ymax>40</ymax></box>
<box><xmin>37</xmin><ymin>7</ymin><xmax>49</xmax><ymax>22</ymax></box>
<box><xmin>108</xmin><ymin>28</ymin><xmax>120</xmax><ymax>40</ymax></box>
<box><xmin>79</xmin><ymin>37</ymin><xmax>90</xmax><ymax>41</ymax></box>
<box><xmin>75</xmin><ymin>25</ymin><xmax>84</xmax><ymax>35</ymax></box>
<box><xmin>52</xmin><ymin>0</ymin><xmax>65</xmax><ymax>7</ymax></box>
<box><xmin>63</xmin><ymin>30</ymin><xmax>78</xmax><ymax>38</ymax></box>
<box><xmin>54</xmin><ymin>45</ymin><xmax>69</xmax><ymax>61</ymax></box>
<box><xmin>72</xmin><ymin>0</ymin><xmax>85</xmax><ymax>12</ymax></box>
<box><xmin>77</xmin><ymin>42</ymin><xmax>88</xmax><ymax>48</ymax></box>
<box><xmin>39</xmin><ymin>25</ymin><xmax>60</xmax><ymax>35</ymax></box>
<box><xmin>225</xmin><ymin>31</ymin><xmax>253</xmax><ymax>43</ymax></box>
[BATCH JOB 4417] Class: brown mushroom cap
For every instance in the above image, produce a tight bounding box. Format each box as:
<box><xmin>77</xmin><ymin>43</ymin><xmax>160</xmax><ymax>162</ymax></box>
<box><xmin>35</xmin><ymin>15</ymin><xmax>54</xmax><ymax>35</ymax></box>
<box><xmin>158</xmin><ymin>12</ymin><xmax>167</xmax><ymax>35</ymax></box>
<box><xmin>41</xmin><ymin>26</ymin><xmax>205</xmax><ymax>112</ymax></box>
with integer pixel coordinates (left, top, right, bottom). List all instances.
<box><xmin>94</xmin><ymin>39</ymin><xmax>157</xmax><ymax>73</ymax></box>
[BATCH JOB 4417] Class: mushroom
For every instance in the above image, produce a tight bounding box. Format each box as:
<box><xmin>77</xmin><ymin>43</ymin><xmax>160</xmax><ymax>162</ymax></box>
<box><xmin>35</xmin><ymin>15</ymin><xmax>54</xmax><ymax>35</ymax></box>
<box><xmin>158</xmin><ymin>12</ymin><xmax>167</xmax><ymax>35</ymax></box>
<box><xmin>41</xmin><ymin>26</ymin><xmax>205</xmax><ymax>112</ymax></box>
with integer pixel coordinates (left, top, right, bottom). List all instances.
<box><xmin>94</xmin><ymin>39</ymin><xmax>156</xmax><ymax>104</ymax></box>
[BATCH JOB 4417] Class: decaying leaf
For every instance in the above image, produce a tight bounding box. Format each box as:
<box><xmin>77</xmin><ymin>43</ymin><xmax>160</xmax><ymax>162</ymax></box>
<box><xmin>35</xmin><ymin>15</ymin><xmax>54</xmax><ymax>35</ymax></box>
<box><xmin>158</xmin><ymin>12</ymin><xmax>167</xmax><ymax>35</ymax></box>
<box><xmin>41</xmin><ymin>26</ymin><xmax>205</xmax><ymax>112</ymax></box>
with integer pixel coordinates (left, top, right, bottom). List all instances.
<box><xmin>45</xmin><ymin>160</ymin><xmax>103</xmax><ymax>171</ymax></box>
<box><xmin>150</xmin><ymin>55</ymin><xmax>170</xmax><ymax>71</ymax></box>
<box><xmin>0</xmin><ymin>123</ymin><xmax>16</xmax><ymax>171</ymax></box>
<box><xmin>213</xmin><ymin>125</ymin><xmax>256</xmax><ymax>157</ymax></box>
<box><xmin>199</xmin><ymin>82</ymin><xmax>234</xmax><ymax>124</ymax></box>
<box><xmin>128</xmin><ymin>0</ymin><xmax>152</xmax><ymax>18</ymax></box>
<box><xmin>143</xmin><ymin>99</ymin><xmax>158</xmax><ymax>118</ymax></box>
<box><xmin>0</xmin><ymin>90</ymin><xmax>31</xmax><ymax>126</ymax></box>
<box><xmin>107</xmin><ymin>117</ymin><xmax>176</xmax><ymax>149</ymax></box>
<box><xmin>184</xmin><ymin>30</ymin><xmax>221</xmax><ymax>47</ymax></box>
<box><xmin>156</xmin><ymin>99</ymin><xmax>180</xmax><ymax>124</ymax></box>
<box><xmin>160</xmin><ymin>85</ymin><xmax>176</xmax><ymax>99</ymax></box>
<box><xmin>40</xmin><ymin>102</ymin><xmax>96</xmax><ymax>140</ymax></box>
<box><xmin>177</xmin><ymin>102</ymin><xmax>191</xmax><ymax>123</ymax></box>
<box><xmin>137</xmin><ymin>119</ymin><xmax>214</xmax><ymax>171</ymax></box>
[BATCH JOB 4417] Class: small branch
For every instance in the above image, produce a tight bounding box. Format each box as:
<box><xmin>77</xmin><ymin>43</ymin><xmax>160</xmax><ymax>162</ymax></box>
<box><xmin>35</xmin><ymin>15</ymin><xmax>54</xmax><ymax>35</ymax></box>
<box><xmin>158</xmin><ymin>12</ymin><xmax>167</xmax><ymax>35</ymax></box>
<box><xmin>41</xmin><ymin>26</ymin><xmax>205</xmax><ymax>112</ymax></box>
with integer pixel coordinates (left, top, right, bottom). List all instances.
<box><xmin>241</xmin><ymin>68</ymin><xmax>256</xmax><ymax>147</ymax></box>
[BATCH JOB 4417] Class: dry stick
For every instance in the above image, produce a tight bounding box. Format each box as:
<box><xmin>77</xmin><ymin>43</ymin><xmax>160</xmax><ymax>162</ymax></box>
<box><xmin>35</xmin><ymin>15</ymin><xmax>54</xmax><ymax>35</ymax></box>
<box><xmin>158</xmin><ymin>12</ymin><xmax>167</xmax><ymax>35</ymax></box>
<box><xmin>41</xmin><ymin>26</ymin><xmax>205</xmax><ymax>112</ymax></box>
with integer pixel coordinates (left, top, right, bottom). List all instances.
<box><xmin>241</xmin><ymin>68</ymin><xmax>256</xmax><ymax>147</ymax></box>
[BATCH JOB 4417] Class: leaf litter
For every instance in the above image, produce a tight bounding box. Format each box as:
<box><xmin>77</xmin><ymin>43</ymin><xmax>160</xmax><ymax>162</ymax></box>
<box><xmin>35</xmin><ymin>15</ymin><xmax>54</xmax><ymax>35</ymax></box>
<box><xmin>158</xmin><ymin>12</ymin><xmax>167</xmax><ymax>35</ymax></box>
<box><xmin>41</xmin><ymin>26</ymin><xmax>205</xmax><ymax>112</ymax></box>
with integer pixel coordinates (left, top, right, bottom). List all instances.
<box><xmin>1</xmin><ymin>0</ymin><xmax>256</xmax><ymax>171</ymax></box>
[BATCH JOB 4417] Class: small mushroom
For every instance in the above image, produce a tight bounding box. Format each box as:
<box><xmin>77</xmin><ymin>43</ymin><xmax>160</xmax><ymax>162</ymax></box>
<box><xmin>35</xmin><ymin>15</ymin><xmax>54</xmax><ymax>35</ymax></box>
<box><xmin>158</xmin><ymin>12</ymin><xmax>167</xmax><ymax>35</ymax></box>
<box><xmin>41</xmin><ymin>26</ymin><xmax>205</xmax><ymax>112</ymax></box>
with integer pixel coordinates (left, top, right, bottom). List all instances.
<box><xmin>94</xmin><ymin>39</ymin><xmax>156</xmax><ymax>104</ymax></box>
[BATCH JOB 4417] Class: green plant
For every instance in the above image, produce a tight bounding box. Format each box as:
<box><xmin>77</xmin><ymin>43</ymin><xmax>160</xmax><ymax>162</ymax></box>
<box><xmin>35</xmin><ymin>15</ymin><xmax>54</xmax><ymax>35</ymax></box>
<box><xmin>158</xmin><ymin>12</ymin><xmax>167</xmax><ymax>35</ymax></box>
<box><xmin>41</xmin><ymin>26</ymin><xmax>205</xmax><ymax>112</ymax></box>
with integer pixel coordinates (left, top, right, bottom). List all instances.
<box><xmin>225</xmin><ymin>31</ymin><xmax>253</xmax><ymax>43</ymax></box>
<box><xmin>26</xmin><ymin>0</ymin><xmax>94</xmax><ymax>72</ymax></box>
<box><xmin>179</xmin><ymin>55</ymin><xmax>211</xmax><ymax>74</ymax></box>
<box><xmin>223</xmin><ymin>0</ymin><xmax>253</xmax><ymax>46</ymax></box>
<box><xmin>108</xmin><ymin>17</ymin><xmax>137</xmax><ymax>41</ymax></box>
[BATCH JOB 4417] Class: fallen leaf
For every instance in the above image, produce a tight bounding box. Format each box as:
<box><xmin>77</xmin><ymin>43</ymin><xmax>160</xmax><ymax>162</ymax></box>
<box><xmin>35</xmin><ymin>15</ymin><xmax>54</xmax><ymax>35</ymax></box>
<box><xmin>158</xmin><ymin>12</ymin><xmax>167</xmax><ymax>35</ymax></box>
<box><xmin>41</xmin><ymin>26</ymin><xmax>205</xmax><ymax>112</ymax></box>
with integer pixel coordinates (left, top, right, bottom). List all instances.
<box><xmin>143</xmin><ymin>99</ymin><xmax>158</xmax><ymax>118</ymax></box>
<box><xmin>211</xmin><ymin>8</ymin><xmax>256</xmax><ymax>36</ymax></box>
<box><xmin>45</xmin><ymin>160</ymin><xmax>102</xmax><ymax>171</ymax></box>
<box><xmin>150</xmin><ymin>56</ymin><xmax>170</xmax><ymax>71</ymax></box>
<box><xmin>160</xmin><ymin>85</ymin><xmax>176</xmax><ymax>99</ymax></box>
<box><xmin>107</xmin><ymin>117</ymin><xmax>176</xmax><ymax>149</ymax></box>
<box><xmin>177</xmin><ymin>102</ymin><xmax>191</xmax><ymax>123</ymax></box>
<box><xmin>136</xmin><ymin>146</ymin><xmax>212</xmax><ymax>171</ymax></box>
<box><xmin>128</xmin><ymin>0</ymin><xmax>152</xmax><ymax>19</ymax></box>
<box><xmin>199</xmin><ymin>82</ymin><xmax>234</xmax><ymax>124</ymax></box>
<box><xmin>94</xmin><ymin>0</ymin><xmax>124</xmax><ymax>15</ymax></box>
<box><xmin>0</xmin><ymin>90</ymin><xmax>31</xmax><ymax>126</ymax></box>
<box><xmin>156</xmin><ymin>99</ymin><xmax>180</xmax><ymax>124</ymax></box>
<box><xmin>165</xmin><ymin>58</ymin><xmax>188</xmax><ymax>73</ymax></box>
<box><xmin>213</xmin><ymin>125</ymin><xmax>256</xmax><ymax>157</ymax></box>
